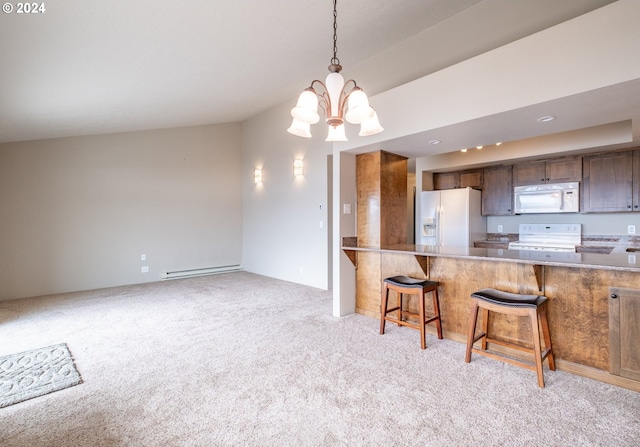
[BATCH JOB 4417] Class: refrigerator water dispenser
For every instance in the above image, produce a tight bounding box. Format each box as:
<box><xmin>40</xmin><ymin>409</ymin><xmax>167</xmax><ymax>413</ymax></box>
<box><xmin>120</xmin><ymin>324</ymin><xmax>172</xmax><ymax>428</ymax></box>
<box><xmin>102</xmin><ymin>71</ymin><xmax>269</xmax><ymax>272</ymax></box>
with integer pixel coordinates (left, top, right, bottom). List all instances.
<box><xmin>422</xmin><ymin>217</ymin><xmax>436</xmax><ymax>237</ymax></box>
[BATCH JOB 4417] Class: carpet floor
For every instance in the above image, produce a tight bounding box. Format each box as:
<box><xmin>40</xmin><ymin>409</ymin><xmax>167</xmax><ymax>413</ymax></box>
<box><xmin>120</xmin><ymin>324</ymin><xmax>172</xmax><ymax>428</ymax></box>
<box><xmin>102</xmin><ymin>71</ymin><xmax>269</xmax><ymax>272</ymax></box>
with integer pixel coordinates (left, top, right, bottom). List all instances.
<box><xmin>0</xmin><ymin>272</ymin><xmax>638</xmax><ymax>446</ymax></box>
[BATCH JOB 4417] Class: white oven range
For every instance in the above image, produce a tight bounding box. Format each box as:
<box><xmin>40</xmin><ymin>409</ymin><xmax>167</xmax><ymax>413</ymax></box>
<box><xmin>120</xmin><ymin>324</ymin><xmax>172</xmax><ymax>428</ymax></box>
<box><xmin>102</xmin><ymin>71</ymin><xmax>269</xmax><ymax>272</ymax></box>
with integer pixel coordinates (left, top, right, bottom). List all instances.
<box><xmin>508</xmin><ymin>223</ymin><xmax>581</xmax><ymax>253</ymax></box>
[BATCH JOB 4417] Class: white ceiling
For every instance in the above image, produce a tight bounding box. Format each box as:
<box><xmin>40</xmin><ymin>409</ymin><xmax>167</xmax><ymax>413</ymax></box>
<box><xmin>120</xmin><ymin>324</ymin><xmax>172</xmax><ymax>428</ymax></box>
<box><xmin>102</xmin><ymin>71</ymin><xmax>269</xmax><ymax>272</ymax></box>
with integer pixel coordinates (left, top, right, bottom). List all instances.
<box><xmin>0</xmin><ymin>0</ymin><xmax>626</xmax><ymax>149</ymax></box>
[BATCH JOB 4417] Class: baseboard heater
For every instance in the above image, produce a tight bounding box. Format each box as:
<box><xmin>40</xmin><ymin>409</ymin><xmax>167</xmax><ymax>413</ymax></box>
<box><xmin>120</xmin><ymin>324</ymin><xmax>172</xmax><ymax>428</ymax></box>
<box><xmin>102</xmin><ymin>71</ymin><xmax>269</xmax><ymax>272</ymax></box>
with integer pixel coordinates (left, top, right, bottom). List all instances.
<box><xmin>161</xmin><ymin>264</ymin><xmax>242</xmax><ymax>280</ymax></box>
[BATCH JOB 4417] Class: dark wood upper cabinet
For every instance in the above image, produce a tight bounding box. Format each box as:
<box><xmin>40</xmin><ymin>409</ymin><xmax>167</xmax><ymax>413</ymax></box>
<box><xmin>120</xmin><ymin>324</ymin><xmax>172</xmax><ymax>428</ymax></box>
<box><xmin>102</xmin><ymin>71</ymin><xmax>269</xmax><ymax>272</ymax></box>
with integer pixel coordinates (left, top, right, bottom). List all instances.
<box><xmin>482</xmin><ymin>165</ymin><xmax>513</xmax><ymax>216</ymax></box>
<box><xmin>459</xmin><ymin>169</ymin><xmax>483</xmax><ymax>189</ymax></box>
<box><xmin>513</xmin><ymin>161</ymin><xmax>546</xmax><ymax>185</ymax></box>
<box><xmin>433</xmin><ymin>172</ymin><xmax>458</xmax><ymax>190</ymax></box>
<box><xmin>513</xmin><ymin>157</ymin><xmax>582</xmax><ymax>186</ymax></box>
<box><xmin>434</xmin><ymin>169</ymin><xmax>483</xmax><ymax>190</ymax></box>
<box><xmin>582</xmin><ymin>151</ymin><xmax>636</xmax><ymax>212</ymax></box>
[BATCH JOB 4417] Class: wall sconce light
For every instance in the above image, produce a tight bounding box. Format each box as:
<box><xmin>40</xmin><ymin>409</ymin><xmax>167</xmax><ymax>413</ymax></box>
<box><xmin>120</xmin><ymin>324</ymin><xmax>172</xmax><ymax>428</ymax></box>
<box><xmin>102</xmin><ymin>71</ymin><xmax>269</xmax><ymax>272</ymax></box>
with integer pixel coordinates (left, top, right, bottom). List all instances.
<box><xmin>254</xmin><ymin>168</ymin><xmax>263</xmax><ymax>184</ymax></box>
<box><xmin>293</xmin><ymin>159</ymin><xmax>304</xmax><ymax>177</ymax></box>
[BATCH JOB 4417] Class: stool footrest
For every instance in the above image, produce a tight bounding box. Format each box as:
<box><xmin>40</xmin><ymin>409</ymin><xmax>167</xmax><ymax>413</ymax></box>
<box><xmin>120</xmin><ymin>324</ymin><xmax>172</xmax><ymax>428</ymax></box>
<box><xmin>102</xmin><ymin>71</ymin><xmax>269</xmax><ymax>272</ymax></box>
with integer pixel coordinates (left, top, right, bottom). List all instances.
<box><xmin>473</xmin><ymin>337</ymin><xmax>554</xmax><ymax>363</ymax></box>
<box><xmin>484</xmin><ymin>336</ymin><xmax>537</xmax><ymax>354</ymax></box>
<box><xmin>472</xmin><ymin>332</ymin><xmax>487</xmax><ymax>345</ymax></box>
<box><xmin>470</xmin><ymin>348</ymin><xmax>538</xmax><ymax>372</ymax></box>
<box><xmin>383</xmin><ymin>317</ymin><xmax>420</xmax><ymax>331</ymax></box>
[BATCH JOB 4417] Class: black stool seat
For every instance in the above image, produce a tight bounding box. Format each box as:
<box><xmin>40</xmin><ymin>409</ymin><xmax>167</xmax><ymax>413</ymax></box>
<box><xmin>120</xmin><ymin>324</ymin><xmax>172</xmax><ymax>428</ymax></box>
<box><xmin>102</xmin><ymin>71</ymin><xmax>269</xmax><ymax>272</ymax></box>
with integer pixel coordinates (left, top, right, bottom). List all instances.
<box><xmin>471</xmin><ymin>288</ymin><xmax>546</xmax><ymax>308</ymax></box>
<box><xmin>384</xmin><ymin>275</ymin><xmax>438</xmax><ymax>289</ymax></box>
<box><xmin>380</xmin><ymin>276</ymin><xmax>442</xmax><ymax>349</ymax></box>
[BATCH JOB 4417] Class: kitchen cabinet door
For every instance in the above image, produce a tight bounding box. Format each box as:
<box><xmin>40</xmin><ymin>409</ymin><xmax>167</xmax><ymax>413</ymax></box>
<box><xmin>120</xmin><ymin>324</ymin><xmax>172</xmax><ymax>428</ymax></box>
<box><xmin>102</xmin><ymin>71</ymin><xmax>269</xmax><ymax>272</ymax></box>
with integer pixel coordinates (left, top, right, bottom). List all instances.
<box><xmin>609</xmin><ymin>287</ymin><xmax>640</xmax><ymax>381</ymax></box>
<box><xmin>582</xmin><ymin>151</ymin><xmax>633</xmax><ymax>212</ymax></box>
<box><xmin>546</xmin><ymin>156</ymin><xmax>582</xmax><ymax>183</ymax></box>
<box><xmin>514</xmin><ymin>161</ymin><xmax>546</xmax><ymax>185</ymax></box>
<box><xmin>459</xmin><ymin>169</ymin><xmax>483</xmax><ymax>189</ymax></box>
<box><xmin>433</xmin><ymin>172</ymin><xmax>458</xmax><ymax>190</ymax></box>
<box><xmin>482</xmin><ymin>165</ymin><xmax>513</xmax><ymax>215</ymax></box>
<box><xmin>514</xmin><ymin>157</ymin><xmax>582</xmax><ymax>186</ymax></box>
<box><xmin>633</xmin><ymin>150</ymin><xmax>640</xmax><ymax>210</ymax></box>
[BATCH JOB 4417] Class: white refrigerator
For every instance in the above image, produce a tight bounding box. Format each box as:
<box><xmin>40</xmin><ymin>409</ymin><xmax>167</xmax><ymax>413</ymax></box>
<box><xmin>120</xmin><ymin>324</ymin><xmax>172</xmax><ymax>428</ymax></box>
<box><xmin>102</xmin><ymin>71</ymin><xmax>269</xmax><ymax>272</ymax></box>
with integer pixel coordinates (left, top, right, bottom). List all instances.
<box><xmin>416</xmin><ymin>188</ymin><xmax>486</xmax><ymax>247</ymax></box>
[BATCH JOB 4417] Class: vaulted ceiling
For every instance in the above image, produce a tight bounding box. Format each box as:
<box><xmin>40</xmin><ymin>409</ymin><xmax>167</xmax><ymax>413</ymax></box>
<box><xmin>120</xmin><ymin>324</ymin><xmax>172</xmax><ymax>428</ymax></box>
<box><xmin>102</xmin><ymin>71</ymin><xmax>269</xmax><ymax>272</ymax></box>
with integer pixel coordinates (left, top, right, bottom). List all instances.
<box><xmin>0</xmin><ymin>0</ymin><xmax>621</xmax><ymax>146</ymax></box>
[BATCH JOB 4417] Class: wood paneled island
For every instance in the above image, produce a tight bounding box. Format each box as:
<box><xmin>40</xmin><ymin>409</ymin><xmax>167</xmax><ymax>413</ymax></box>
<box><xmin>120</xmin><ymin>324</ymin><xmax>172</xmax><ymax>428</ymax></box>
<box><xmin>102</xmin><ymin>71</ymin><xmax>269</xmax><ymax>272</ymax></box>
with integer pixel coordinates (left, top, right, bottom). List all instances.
<box><xmin>343</xmin><ymin>241</ymin><xmax>640</xmax><ymax>391</ymax></box>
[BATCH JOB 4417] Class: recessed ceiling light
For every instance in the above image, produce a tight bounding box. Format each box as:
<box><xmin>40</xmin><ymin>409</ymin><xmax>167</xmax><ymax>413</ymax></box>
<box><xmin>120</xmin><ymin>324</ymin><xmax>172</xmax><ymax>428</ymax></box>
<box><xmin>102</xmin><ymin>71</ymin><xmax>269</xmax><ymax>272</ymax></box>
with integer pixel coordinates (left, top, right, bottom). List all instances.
<box><xmin>476</xmin><ymin>145</ymin><xmax>483</xmax><ymax>150</ymax></box>
<box><xmin>461</xmin><ymin>148</ymin><xmax>468</xmax><ymax>153</ymax></box>
<box><xmin>537</xmin><ymin>116</ymin><xmax>556</xmax><ymax>122</ymax></box>
<box><xmin>496</xmin><ymin>142</ymin><xmax>502</xmax><ymax>146</ymax></box>
<box><xmin>428</xmin><ymin>139</ymin><xmax>441</xmax><ymax>145</ymax></box>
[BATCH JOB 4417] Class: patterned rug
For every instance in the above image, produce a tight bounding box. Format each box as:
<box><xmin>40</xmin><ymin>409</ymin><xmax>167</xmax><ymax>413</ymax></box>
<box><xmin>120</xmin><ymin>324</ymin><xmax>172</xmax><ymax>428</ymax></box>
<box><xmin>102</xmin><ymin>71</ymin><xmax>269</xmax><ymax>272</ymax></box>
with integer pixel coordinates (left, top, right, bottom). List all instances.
<box><xmin>0</xmin><ymin>343</ymin><xmax>82</xmax><ymax>408</ymax></box>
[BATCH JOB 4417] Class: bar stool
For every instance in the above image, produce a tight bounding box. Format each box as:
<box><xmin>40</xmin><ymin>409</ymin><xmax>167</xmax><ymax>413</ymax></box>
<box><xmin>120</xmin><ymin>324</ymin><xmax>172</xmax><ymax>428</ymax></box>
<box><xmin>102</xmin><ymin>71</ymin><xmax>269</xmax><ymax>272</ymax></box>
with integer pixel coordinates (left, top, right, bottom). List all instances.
<box><xmin>380</xmin><ymin>275</ymin><xmax>443</xmax><ymax>349</ymax></box>
<box><xmin>464</xmin><ymin>288</ymin><xmax>555</xmax><ymax>388</ymax></box>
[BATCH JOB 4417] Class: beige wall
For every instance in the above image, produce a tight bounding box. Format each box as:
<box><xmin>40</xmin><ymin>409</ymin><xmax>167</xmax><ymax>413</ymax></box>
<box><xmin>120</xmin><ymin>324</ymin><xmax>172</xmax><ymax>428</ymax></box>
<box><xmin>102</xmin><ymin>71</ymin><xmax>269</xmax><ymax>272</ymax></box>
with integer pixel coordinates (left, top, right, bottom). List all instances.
<box><xmin>241</xmin><ymin>100</ymin><xmax>331</xmax><ymax>290</ymax></box>
<box><xmin>0</xmin><ymin>123</ymin><xmax>242</xmax><ymax>300</ymax></box>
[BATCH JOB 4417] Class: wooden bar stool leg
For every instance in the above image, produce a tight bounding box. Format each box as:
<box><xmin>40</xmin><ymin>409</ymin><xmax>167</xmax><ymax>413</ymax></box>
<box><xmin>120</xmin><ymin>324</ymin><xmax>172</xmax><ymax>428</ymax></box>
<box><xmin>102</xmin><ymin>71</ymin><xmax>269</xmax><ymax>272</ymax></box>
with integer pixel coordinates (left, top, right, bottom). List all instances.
<box><xmin>465</xmin><ymin>299</ymin><xmax>480</xmax><ymax>363</ymax></box>
<box><xmin>397</xmin><ymin>290</ymin><xmax>403</xmax><ymax>327</ymax></box>
<box><xmin>432</xmin><ymin>288</ymin><xmax>443</xmax><ymax>339</ymax></box>
<box><xmin>480</xmin><ymin>308</ymin><xmax>489</xmax><ymax>350</ymax></box>
<box><xmin>419</xmin><ymin>289</ymin><xmax>426</xmax><ymax>350</ymax></box>
<box><xmin>529</xmin><ymin>308</ymin><xmax>545</xmax><ymax>388</ymax></box>
<box><xmin>539</xmin><ymin>303</ymin><xmax>556</xmax><ymax>371</ymax></box>
<box><xmin>379</xmin><ymin>284</ymin><xmax>389</xmax><ymax>335</ymax></box>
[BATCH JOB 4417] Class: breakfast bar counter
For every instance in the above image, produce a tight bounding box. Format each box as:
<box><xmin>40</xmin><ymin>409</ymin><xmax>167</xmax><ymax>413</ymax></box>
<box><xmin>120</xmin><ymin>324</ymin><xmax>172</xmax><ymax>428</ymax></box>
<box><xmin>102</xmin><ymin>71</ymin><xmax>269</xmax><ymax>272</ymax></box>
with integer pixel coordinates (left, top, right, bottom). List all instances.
<box><xmin>343</xmin><ymin>240</ymin><xmax>640</xmax><ymax>391</ymax></box>
<box><xmin>344</xmin><ymin>241</ymin><xmax>640</xmax><ymax>272</ymax></box>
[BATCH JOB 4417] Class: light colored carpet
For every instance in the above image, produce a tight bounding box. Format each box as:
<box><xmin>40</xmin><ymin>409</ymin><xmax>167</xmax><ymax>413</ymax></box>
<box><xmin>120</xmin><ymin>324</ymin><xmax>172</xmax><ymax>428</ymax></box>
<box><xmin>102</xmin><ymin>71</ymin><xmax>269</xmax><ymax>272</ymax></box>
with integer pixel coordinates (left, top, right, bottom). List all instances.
<box><xmin>0</xmin><ymin>343</ymin><xmax>82</xmax><ymax>408</ymax></box>
<box><xmin>0</xmin><ymin>272</ymin><xmax>638</xmax><ymax>446</ymax></box>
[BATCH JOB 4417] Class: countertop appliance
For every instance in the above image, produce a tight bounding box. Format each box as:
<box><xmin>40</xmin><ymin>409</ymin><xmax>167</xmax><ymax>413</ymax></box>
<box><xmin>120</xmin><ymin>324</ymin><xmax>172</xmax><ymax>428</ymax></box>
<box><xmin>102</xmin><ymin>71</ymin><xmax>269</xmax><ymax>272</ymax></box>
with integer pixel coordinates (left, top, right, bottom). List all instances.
<box><xmin>508</xmin><ymin>223</ymin><xmax>581</xmax><ymax>252</ymax></box>
<box><xmin>514</xmin><ymin>182</ymin><xmax>579</xmax><ymax>214</ymax></box>
<box><xmin>417</xmin><ymin>188</ymin><xmax>486</xmax><ymax>247</ymax></box>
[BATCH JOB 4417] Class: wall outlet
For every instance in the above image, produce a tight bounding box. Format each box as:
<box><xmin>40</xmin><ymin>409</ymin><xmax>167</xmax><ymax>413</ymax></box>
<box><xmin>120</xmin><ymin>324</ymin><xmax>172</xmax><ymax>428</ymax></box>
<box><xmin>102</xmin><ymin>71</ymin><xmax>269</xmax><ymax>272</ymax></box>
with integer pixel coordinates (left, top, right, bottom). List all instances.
<box><xmin>343</xmin><ymin>203</ymin><xmax>351</xmax><ymax>214</ymax></box>
<box><xmin>629</xmin><ymin>254</ymin><xmax>636</xmax><ymax>264</ymax></box>
<box><xmin>497</xmin><ymin>224</ymin><xmax>503</xmax><ymax>233</ymax></box>
<box><xmin>628</xmin><ymin>225</ymin><xmax>636</xmax><ymax>235</ymax></box>
<box><xmin>141</xmin><ymin>254</ymin><xmax>146</xmax><ymax>261</ymax></box>
<box><xmin>141</xmin><ymin>266</ymin><xmax>149</xmax><ymax>273</ymax></box>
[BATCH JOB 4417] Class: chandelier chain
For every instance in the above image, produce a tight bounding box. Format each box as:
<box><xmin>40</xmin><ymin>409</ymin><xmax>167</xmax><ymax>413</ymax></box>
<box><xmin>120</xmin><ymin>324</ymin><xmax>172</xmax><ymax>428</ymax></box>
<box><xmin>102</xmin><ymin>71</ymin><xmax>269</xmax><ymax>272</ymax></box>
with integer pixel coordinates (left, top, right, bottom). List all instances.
<box><xmin>331</xmin><ymin>0</ymin><xmax>340</xmax><ymax>65</ymax></box>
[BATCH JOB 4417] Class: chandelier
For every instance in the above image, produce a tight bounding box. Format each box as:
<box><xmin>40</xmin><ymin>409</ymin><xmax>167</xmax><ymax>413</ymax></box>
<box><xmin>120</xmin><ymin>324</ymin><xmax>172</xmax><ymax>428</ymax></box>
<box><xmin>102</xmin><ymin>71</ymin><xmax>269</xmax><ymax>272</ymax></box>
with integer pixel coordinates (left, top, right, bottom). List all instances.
<box><xmin>287</xmin><ymin>0</ymin><xmax>383</xmax><ymax>142</ymax></box>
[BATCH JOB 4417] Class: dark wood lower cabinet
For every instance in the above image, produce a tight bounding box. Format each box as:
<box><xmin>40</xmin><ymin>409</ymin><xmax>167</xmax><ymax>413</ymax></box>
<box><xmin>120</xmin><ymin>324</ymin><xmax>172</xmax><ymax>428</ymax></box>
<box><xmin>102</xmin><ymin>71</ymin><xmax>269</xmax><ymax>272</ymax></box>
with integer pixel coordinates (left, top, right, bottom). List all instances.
<box><xmin>609</xmin><ymin>287</ymin><xmax>640</xmax><ymax>381</ymax></box>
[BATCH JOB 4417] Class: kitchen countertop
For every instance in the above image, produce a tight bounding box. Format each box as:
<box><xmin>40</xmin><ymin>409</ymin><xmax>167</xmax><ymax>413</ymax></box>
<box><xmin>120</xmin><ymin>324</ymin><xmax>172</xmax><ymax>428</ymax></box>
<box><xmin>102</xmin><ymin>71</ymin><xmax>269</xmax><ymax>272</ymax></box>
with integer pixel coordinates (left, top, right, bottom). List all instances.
<box><xmin>342</xmin><ymin>241</ymin><xmax>640</xmax><ymax>272</ymax></box>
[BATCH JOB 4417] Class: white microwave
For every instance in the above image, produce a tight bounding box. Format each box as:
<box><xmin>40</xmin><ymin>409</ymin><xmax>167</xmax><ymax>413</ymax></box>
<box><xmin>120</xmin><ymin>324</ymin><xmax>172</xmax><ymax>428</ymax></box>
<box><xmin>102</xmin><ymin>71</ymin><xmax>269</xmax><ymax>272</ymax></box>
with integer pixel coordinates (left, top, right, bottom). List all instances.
<box><xmin>514</xmin><ymin>182</ymin><xmax>579</xmax><ymax>214</ymax></box>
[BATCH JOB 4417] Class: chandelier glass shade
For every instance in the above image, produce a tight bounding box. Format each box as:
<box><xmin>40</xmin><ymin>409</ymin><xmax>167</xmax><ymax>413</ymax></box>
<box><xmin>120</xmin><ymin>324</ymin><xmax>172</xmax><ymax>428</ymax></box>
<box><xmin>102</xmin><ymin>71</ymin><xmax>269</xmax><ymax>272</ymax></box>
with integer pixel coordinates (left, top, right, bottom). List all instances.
<box><xmin>287</xmin><ymin>0</ymin><xmax>383</xmax><ymax>142</ymax></box>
